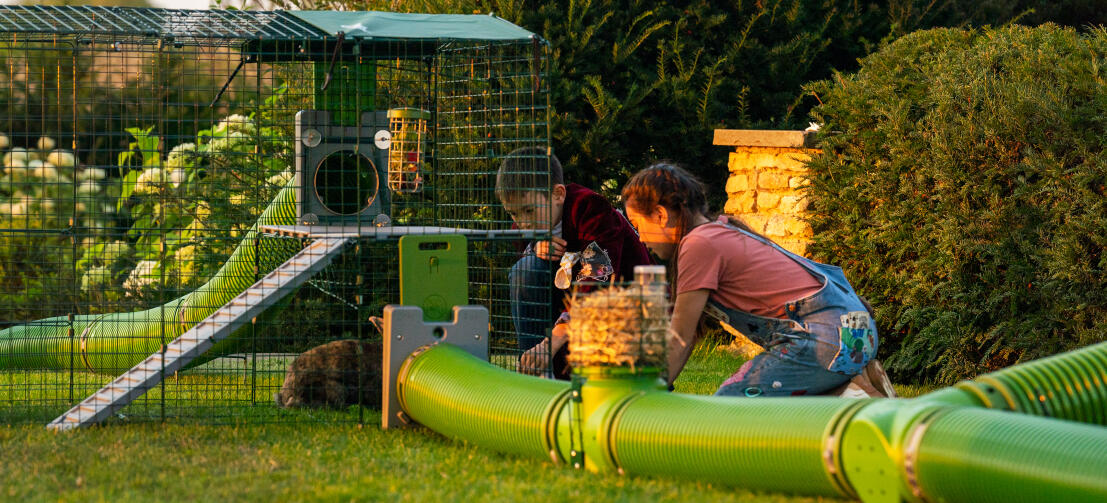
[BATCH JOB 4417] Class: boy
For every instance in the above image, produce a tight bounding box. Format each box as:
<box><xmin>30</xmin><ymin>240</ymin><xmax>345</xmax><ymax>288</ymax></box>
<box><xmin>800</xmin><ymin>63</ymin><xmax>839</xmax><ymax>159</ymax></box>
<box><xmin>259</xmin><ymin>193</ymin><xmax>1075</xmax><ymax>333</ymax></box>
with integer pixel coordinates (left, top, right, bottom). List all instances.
<box><xmin>497</xmin><ymin>146</ymin><xmax>651</xmax><ymax>378</ymax></box>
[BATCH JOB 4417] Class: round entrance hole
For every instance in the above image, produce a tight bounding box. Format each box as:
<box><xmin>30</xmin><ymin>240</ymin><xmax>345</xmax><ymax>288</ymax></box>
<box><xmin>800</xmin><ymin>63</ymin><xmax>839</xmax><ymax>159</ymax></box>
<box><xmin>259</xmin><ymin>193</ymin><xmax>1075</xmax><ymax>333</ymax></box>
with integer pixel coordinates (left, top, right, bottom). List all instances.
<box><xmin>313</xmin><ymin>150</ymin><xmax>378</xmax><ymax>215</ymax></box>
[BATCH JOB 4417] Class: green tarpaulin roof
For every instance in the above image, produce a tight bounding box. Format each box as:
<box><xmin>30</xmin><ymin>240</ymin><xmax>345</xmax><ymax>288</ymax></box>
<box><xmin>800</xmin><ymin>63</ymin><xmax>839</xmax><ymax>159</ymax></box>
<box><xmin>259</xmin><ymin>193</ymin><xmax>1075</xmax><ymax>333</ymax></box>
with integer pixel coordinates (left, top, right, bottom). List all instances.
<box><xmin>289</xmin><ymin>11</ymin><xmax>538</xmax><ymax>42</ymax></box>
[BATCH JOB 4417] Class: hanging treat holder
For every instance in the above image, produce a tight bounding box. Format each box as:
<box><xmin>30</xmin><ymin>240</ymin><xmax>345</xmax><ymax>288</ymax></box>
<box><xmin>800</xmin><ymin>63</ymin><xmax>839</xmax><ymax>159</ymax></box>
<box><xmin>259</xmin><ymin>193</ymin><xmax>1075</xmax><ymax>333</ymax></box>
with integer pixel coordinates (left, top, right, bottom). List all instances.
<box><xmin>386</xmin><ymin>107</ymin><xmax>430</xmax><ymax>193</ymax></box>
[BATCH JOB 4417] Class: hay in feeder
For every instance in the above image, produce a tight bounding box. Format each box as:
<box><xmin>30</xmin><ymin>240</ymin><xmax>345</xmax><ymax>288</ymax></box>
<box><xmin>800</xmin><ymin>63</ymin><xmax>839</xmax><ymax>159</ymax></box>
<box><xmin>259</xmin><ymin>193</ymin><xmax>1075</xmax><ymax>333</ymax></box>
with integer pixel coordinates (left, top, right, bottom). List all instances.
<box><xmin>566</xmin><ymin>285</ymin><xmax>669</xmax><ymax>370</ymax></box>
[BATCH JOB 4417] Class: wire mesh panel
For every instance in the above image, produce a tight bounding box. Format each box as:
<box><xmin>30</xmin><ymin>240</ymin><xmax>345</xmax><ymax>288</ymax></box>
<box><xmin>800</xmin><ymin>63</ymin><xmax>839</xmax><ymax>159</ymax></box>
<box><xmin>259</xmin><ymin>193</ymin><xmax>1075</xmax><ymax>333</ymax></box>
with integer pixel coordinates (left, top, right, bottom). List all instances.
<box><xmin>0</xmin><ymin>7</ymin><xmax>552</xmax><ymax>426</ymax></box>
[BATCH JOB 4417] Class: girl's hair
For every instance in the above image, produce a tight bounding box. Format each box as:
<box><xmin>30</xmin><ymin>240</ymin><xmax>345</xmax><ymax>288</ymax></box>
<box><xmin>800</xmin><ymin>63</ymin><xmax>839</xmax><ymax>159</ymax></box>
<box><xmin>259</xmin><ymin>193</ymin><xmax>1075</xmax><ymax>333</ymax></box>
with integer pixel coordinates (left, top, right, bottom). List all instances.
<box><xmin>621</xmin><ymin>162</ymin><xmax>760</xmax><ymax>242</ymax></box>
<box><xmin>622</xmin><ymin>161</ymin><xmax>766</xmax><ymax>306</ymax></box>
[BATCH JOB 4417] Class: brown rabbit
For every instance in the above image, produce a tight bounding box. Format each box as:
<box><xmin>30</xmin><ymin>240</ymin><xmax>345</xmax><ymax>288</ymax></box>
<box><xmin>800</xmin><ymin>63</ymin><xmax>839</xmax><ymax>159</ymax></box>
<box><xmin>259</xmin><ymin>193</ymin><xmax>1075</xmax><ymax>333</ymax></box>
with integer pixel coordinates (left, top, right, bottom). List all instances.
<box><xmin>275</xmin><ymin>339</ymin><xmax>383</xmax><ymax>409</ymax></box>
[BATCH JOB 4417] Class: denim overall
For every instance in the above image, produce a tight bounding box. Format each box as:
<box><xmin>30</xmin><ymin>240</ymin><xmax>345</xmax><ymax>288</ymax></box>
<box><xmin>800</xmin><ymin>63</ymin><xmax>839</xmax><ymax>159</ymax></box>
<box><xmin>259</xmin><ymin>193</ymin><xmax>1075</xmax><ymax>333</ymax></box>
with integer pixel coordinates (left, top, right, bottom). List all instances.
<box><xmin>709</xmin><ymin>223</ymin><xmax>878</xmax><ymax>397</ymax></box>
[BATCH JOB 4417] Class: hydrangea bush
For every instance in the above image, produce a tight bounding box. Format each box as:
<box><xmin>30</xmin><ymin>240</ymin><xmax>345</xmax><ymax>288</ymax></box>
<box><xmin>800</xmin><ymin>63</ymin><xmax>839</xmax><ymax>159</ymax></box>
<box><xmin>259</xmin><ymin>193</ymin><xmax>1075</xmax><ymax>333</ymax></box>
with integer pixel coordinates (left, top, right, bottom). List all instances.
<box><xmin>0</xmin><ymin>113</ymin><xmax>292</xmax><ymax>312</ymax></box>
<box><xmin>109</xmin><ymin>114</ymin><xmax>292</xmax><ymax>300</ymax></box>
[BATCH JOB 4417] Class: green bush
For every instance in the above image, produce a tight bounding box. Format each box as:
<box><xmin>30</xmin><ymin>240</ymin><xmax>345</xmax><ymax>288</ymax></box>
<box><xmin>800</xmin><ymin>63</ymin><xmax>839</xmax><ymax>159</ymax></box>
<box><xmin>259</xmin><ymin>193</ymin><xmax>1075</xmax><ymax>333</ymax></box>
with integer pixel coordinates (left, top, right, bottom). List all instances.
<box><xmin>805</xmin><ymin>24</ymin><xmax>1107</xmax><ymax>384</ymax></box>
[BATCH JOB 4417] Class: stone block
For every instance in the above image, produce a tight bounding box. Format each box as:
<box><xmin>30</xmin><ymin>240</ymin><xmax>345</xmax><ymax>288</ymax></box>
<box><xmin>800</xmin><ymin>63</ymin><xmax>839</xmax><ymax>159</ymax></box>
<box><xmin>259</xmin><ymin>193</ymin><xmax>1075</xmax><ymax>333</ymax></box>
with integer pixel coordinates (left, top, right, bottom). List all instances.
<box><xmin>788</xmin><ymin>176</ymin><xmax>809</xmax><ymax>189</ymax></box>
<box><xmin>777</xmin><ymin>239</ymin><xmax>809</xmax><ymax>257</ymax></box>
<box><xmin>779</xmin><ymin>195</ymin><xmax>809</xmax><ymax>214</ymax></box>
<box><xmin>724</xmin><ymin>191</ymin><xmax>756</xmax><ymax>214</ymax></box>
<box><xmin>785</xmin><ymin>216</ymin><xmax>811</xmax><ymax>236</ymax></box>
<box><xmin>741</xmin><ymin>214</ymin><xmax>770</xmax><ymax>233</ymax></box>
<box><xmin>725</xmin><ymin>174</ymin><xmax>750</xmax><ymax>193</ymax></box>
<box><xmin>776</xmin><ymin>151</ymin><xmax>812</xmax><ymax>172</ymax></box>
<box><xmin>764</xmin><ymin>215</ymin><xmax>789</xmax><ymax>237</ymax></box>
<box><xmin>758</xmin><ymin>172</ymin><xmax>790</xmax><ymax>189</ymax></box>
<box><xmin>748</xmin><ymin>152</ymin><xmax>784</xmax><ymax>170</ymax></box>
<box><xmin>757</xmin><ymin>192</ymin><xmax>781</xmax><ymax>210</ymax></box>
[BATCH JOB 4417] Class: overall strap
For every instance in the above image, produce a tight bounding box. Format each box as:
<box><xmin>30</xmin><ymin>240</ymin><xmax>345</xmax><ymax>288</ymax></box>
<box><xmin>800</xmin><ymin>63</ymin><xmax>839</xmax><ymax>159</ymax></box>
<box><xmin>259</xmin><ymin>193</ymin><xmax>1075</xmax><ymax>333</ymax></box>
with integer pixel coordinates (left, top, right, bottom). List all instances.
<box><xmin>713</xmin><ymin>221</ymin><xmax>827</xmax><ymax>284</ymax></box>
<box><xmin>704</xmin><ymin>299</ymin><xmax>802</xmax><ymax>348</ymax></box>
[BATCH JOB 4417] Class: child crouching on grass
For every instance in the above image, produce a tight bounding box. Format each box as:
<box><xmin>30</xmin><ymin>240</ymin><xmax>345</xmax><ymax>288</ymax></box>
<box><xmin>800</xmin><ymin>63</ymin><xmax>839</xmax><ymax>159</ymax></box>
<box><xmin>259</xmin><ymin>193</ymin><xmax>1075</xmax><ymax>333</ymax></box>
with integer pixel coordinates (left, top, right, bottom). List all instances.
<box><xmin>497</xmin><ymin>146</ymin><xmax>651</xmax><ymax>379</ymax></box>
<box><xmin>621</xmin><ymin>162</ymin><xmax>894</xmax><ymax>397</ymax></box>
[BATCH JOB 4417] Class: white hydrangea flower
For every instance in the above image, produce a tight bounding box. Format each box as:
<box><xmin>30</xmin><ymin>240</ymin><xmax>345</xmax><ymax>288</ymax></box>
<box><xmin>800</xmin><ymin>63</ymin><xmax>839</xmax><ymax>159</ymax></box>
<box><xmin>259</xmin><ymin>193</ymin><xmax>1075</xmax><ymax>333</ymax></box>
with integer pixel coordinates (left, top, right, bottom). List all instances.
<box><xmin>166</xmin><ymin>143</ymin><xmax>198</xmax><ymax>169</ymax></box>
<box><xmin>123</xmin><ymin>260</ymin><xmax>161</xmax><ymax>293</ymax></box>
<box><xmin>77</xmin><ymin>180</ymin><xmax>101</xmax><ymax>195</ymax></box>
<box><xmin>207</xmin><ymin>131</ymin><xmax>251</xmax><ymax>154</ymax></box>
<box><xmin>267</xmin><ymin>170</ymin><xmax>293</xmax><ymax>187</ymax></box>
<box><xmin>78</xmin><ymin>168</ymin><xmax>107</xmax><ymax>181</ymax></box>
<box><xmin>32</xmin><ymin>165</ymin><xmax>59</xmax><ymax>179</ymax></box>
<box><xmin>7</xmin><ymin>201</ymin><xmax>28</xmax><ymax>217</ymax></box>
<box><xmin>169</xmin><ymin>168</ymin><xmax>187</xmax><ymax>187</ymax></box>
<box><xmin>213</xmin><ymin>114</ymin><xmax>255</xmax><ymax>136</ymax></box>
<box><xmin>133</xmin><ymin>167</ymin><xmax>167</xmax><ymax>195</ymax></box>
<box><xmin>81</xmin><ymin>265</ymin><xmax>112</xmax><ymax>292</ymax></box>
<box><xmin>4</xmin><ymin>147</ymin><xmax>29</xmax><ymax>166</ymax></box>
<box><xmin>45</xmin><ymin>150</ymin><xmax>75</xmax><ymax>168</ymax></box>
<box><xmin>102</xmin><ymin>241</ymin><xmax>130</xmax><ymax>259</ymax></box>
<box><xmin>29</xmin><ymin>166</ymin><xmax>57</xmax><ymax>179</ymax></box>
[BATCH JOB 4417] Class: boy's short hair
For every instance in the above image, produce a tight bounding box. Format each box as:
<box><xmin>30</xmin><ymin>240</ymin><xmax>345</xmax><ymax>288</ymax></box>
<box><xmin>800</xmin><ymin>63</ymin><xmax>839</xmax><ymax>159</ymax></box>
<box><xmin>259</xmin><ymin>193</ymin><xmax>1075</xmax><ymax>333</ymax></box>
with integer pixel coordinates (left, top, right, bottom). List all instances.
<box><xmin>496</xmin><ymin>146</ymin><xmax>563</xmax><ymax>201</ymax></box>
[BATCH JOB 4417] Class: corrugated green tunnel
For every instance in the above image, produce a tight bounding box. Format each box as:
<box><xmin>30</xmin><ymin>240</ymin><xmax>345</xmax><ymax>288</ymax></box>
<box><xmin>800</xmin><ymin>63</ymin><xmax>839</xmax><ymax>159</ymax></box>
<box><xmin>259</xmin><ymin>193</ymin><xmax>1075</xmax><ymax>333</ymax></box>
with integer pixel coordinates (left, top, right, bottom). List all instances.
<box><xmin>921</xmin><ymin>341</ymin><xmax>1107</xmax><ymax>425</ymax></box>
<box><xmin>913</xmin><ymin>407</ymin><xmax>1107</xmax><ymax>503</ymax></box>
<box><xmin>396</xmin><ymin>342</ymin><xmax>1107</xmax><ymax>501</ymax></box>
<box><xmin>611</xmin><ymin>393</ymin><xmax>859</xmax><ymax>497</ymax></box>
<box><xmin>397</xmin><ymin>343</ymin><xmax>572</xmax><ymax>460</ymax></box>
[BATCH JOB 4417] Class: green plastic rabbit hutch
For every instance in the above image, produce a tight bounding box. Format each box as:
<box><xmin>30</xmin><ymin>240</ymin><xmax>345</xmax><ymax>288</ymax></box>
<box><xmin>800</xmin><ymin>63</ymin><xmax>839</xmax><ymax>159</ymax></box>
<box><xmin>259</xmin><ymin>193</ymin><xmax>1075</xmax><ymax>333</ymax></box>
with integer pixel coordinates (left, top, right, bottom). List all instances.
<box><xmin>0</xmin><ymin>6</ymin><xmax>554</xmax><ymax>426</ymax></box>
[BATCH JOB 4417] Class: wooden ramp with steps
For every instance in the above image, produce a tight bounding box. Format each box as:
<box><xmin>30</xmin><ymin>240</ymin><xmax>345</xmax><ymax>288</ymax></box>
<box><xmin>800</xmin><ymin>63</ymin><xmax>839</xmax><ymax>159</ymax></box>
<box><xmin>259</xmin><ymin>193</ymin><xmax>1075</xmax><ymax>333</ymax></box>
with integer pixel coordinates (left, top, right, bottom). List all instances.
<box><xmin>47</xmin><ymin>236</ymin><xmax>350</xmax><ymax>431</ymax></box>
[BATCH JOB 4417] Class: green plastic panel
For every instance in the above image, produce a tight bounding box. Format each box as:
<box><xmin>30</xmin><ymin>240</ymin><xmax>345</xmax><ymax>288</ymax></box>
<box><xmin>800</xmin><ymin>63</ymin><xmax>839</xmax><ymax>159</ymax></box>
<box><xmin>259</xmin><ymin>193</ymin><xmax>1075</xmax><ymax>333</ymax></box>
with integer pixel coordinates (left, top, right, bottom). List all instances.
<box><xmin>313</xmin><ymin>61</ymin><xmax>375</xmax><ymax>127</ymax></box>
<box><xmin>399</xmin><ymin>234</ymin><xmax>468</xmax><ymax>322</ymax></box>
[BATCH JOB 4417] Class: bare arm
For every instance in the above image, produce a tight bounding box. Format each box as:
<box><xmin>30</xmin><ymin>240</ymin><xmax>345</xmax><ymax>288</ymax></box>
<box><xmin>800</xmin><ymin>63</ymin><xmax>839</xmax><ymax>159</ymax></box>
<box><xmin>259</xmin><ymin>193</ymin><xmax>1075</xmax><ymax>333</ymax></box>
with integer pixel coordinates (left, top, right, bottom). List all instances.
<box><xmin>666</xmin><ymin>288</ymin><xmax>711</xmax><ymax>386</ymax></box>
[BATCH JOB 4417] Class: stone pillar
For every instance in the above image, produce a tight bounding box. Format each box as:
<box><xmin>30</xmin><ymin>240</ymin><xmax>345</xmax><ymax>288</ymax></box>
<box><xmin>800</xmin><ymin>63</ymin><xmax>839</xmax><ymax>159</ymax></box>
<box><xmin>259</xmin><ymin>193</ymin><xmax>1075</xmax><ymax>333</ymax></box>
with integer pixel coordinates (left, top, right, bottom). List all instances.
<box><xmin>713</xmin><ymin>129</ymin><xmax>819</xmax><ymax>257</ymax></box>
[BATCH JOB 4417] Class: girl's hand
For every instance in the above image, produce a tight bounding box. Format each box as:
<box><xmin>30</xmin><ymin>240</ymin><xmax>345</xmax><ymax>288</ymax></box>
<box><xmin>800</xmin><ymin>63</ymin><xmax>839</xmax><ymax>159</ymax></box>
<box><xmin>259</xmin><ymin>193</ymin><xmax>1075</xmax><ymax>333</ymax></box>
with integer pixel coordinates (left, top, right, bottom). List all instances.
<box><xmin>534</xmin><ymin>237</ymin><xmax>567</xmax><ymax>261</ymax></box>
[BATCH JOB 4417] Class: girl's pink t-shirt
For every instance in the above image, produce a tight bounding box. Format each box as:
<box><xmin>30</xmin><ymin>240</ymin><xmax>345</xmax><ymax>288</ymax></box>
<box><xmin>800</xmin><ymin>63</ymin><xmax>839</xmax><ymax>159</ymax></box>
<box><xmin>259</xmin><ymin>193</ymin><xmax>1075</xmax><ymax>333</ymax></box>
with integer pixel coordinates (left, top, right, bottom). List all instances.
<box><xmin>677</xmin><ymin>218</ymin><xmax>823</xmax><ymax>318</ymax></box>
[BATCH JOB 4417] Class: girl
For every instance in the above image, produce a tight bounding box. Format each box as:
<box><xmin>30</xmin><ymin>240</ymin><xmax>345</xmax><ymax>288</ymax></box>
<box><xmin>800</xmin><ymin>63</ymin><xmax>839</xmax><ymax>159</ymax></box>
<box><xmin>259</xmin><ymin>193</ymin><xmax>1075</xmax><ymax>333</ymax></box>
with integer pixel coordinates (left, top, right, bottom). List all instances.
<box><xmin>622</xmin><ymin>162</ymin><xmax>889</xmax><ymax>397</ymax></box>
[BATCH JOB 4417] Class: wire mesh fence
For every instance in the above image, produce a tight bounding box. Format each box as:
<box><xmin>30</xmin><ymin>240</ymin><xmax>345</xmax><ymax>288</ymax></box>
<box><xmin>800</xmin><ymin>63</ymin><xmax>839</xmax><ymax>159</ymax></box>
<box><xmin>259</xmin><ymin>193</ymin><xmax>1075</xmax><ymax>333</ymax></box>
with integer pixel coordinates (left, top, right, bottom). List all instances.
<box><xmin>0</xmin><ymin>6</ymin><xmax>554</xmax><ymax>426</ymax></box>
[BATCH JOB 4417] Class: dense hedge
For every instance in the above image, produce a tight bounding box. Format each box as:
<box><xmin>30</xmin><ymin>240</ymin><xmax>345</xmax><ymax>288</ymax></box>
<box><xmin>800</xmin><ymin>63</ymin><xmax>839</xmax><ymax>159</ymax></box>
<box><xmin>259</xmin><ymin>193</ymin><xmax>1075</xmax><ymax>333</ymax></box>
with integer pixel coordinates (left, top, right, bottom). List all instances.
<box><xmin>805</xmin><ymin>25</ymin><xmax>1107</xmax><ymax>383</ymax></box>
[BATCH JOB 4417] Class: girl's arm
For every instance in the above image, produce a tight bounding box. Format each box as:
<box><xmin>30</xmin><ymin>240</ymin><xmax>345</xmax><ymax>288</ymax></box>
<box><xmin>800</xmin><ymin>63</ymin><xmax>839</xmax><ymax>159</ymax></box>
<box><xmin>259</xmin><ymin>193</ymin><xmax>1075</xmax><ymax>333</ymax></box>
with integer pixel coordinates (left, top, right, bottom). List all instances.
<box><xmin>666</xmin><ymin>288</ymin><xmax>711</xmax><ymax>386</ymax></box>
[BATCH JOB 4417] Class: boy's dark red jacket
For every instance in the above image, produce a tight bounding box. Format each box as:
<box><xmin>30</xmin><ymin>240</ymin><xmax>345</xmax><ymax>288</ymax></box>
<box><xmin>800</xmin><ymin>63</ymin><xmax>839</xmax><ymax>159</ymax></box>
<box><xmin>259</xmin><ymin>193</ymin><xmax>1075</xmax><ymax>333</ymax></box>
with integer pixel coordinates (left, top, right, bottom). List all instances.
<box><xmin>561</xmin><ymin>183</ymin><xmax>652</xmax><ymax>281</ymax></box>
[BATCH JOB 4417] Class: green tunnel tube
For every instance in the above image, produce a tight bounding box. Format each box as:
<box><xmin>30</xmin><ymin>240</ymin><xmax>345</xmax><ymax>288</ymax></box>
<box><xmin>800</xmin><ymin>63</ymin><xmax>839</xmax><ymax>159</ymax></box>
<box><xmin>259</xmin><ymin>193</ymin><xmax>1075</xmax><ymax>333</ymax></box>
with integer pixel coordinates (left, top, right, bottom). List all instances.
<box><xmin>0</xmin><ymin>186</ymin><xmax>300</xmax><ymax>372</ymax></box>
<box><xmin>397</xmin><ymin>343</ymin><xmax>573</xmax><ymax>461</ymax></box>
<box><xmin>913</xmin><ymin>407</ymin><xmax>1107</xmax><ymax>503</ymax></box>
<box><xmin>917</xmin><ymin>341</ymin><xmax>1107</xmax><ymax>426</ymax></box>
<box><xmin>396</xmin><ymin>343</ymin><xmax>1107</xmax><ymax>502</ymax></box>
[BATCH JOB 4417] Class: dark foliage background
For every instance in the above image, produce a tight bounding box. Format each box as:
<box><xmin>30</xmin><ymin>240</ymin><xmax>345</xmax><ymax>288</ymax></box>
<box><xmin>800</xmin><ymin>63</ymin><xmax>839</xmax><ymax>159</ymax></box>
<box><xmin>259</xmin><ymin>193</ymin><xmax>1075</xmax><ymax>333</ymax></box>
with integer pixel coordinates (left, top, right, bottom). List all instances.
<box><xmin>805</xmin><ymin>24</ymin><xmax>1107</xmax><ymax>383</ymax></box>
<box><xmin>246</xmin><ymin>0</ymin><xmax>1107</xmax><ymax>204</ymax></box>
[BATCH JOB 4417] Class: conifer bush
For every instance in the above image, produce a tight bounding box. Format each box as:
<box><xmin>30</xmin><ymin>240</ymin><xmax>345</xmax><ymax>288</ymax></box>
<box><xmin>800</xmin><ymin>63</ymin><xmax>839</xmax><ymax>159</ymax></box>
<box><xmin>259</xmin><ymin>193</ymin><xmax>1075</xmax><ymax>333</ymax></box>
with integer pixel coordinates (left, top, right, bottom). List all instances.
<box><xmin>805</xmin><ymin>24</ymin><xmax>1107</xmax><ymax>384</ymax></box>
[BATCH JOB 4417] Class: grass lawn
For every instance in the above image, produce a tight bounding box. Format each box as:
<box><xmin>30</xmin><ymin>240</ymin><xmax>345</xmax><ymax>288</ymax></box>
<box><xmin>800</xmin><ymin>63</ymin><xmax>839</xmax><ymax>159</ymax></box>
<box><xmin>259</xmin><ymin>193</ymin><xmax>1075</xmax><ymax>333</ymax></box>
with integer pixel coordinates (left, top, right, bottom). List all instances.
<box><xmin>0</xmin><ymin>339</ymin><xmax>924</xmax><ymax>502</ymax></box>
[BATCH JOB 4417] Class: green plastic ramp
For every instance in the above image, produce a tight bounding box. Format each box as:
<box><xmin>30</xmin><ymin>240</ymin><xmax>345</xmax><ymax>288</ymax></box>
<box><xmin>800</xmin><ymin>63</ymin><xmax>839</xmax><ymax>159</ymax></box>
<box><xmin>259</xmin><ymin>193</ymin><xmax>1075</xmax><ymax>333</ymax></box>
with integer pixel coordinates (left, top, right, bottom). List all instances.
<box><xmin>399</xmin><ymin>234</ymin><xmax>468</xmax><ymax>321</ymax></box>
